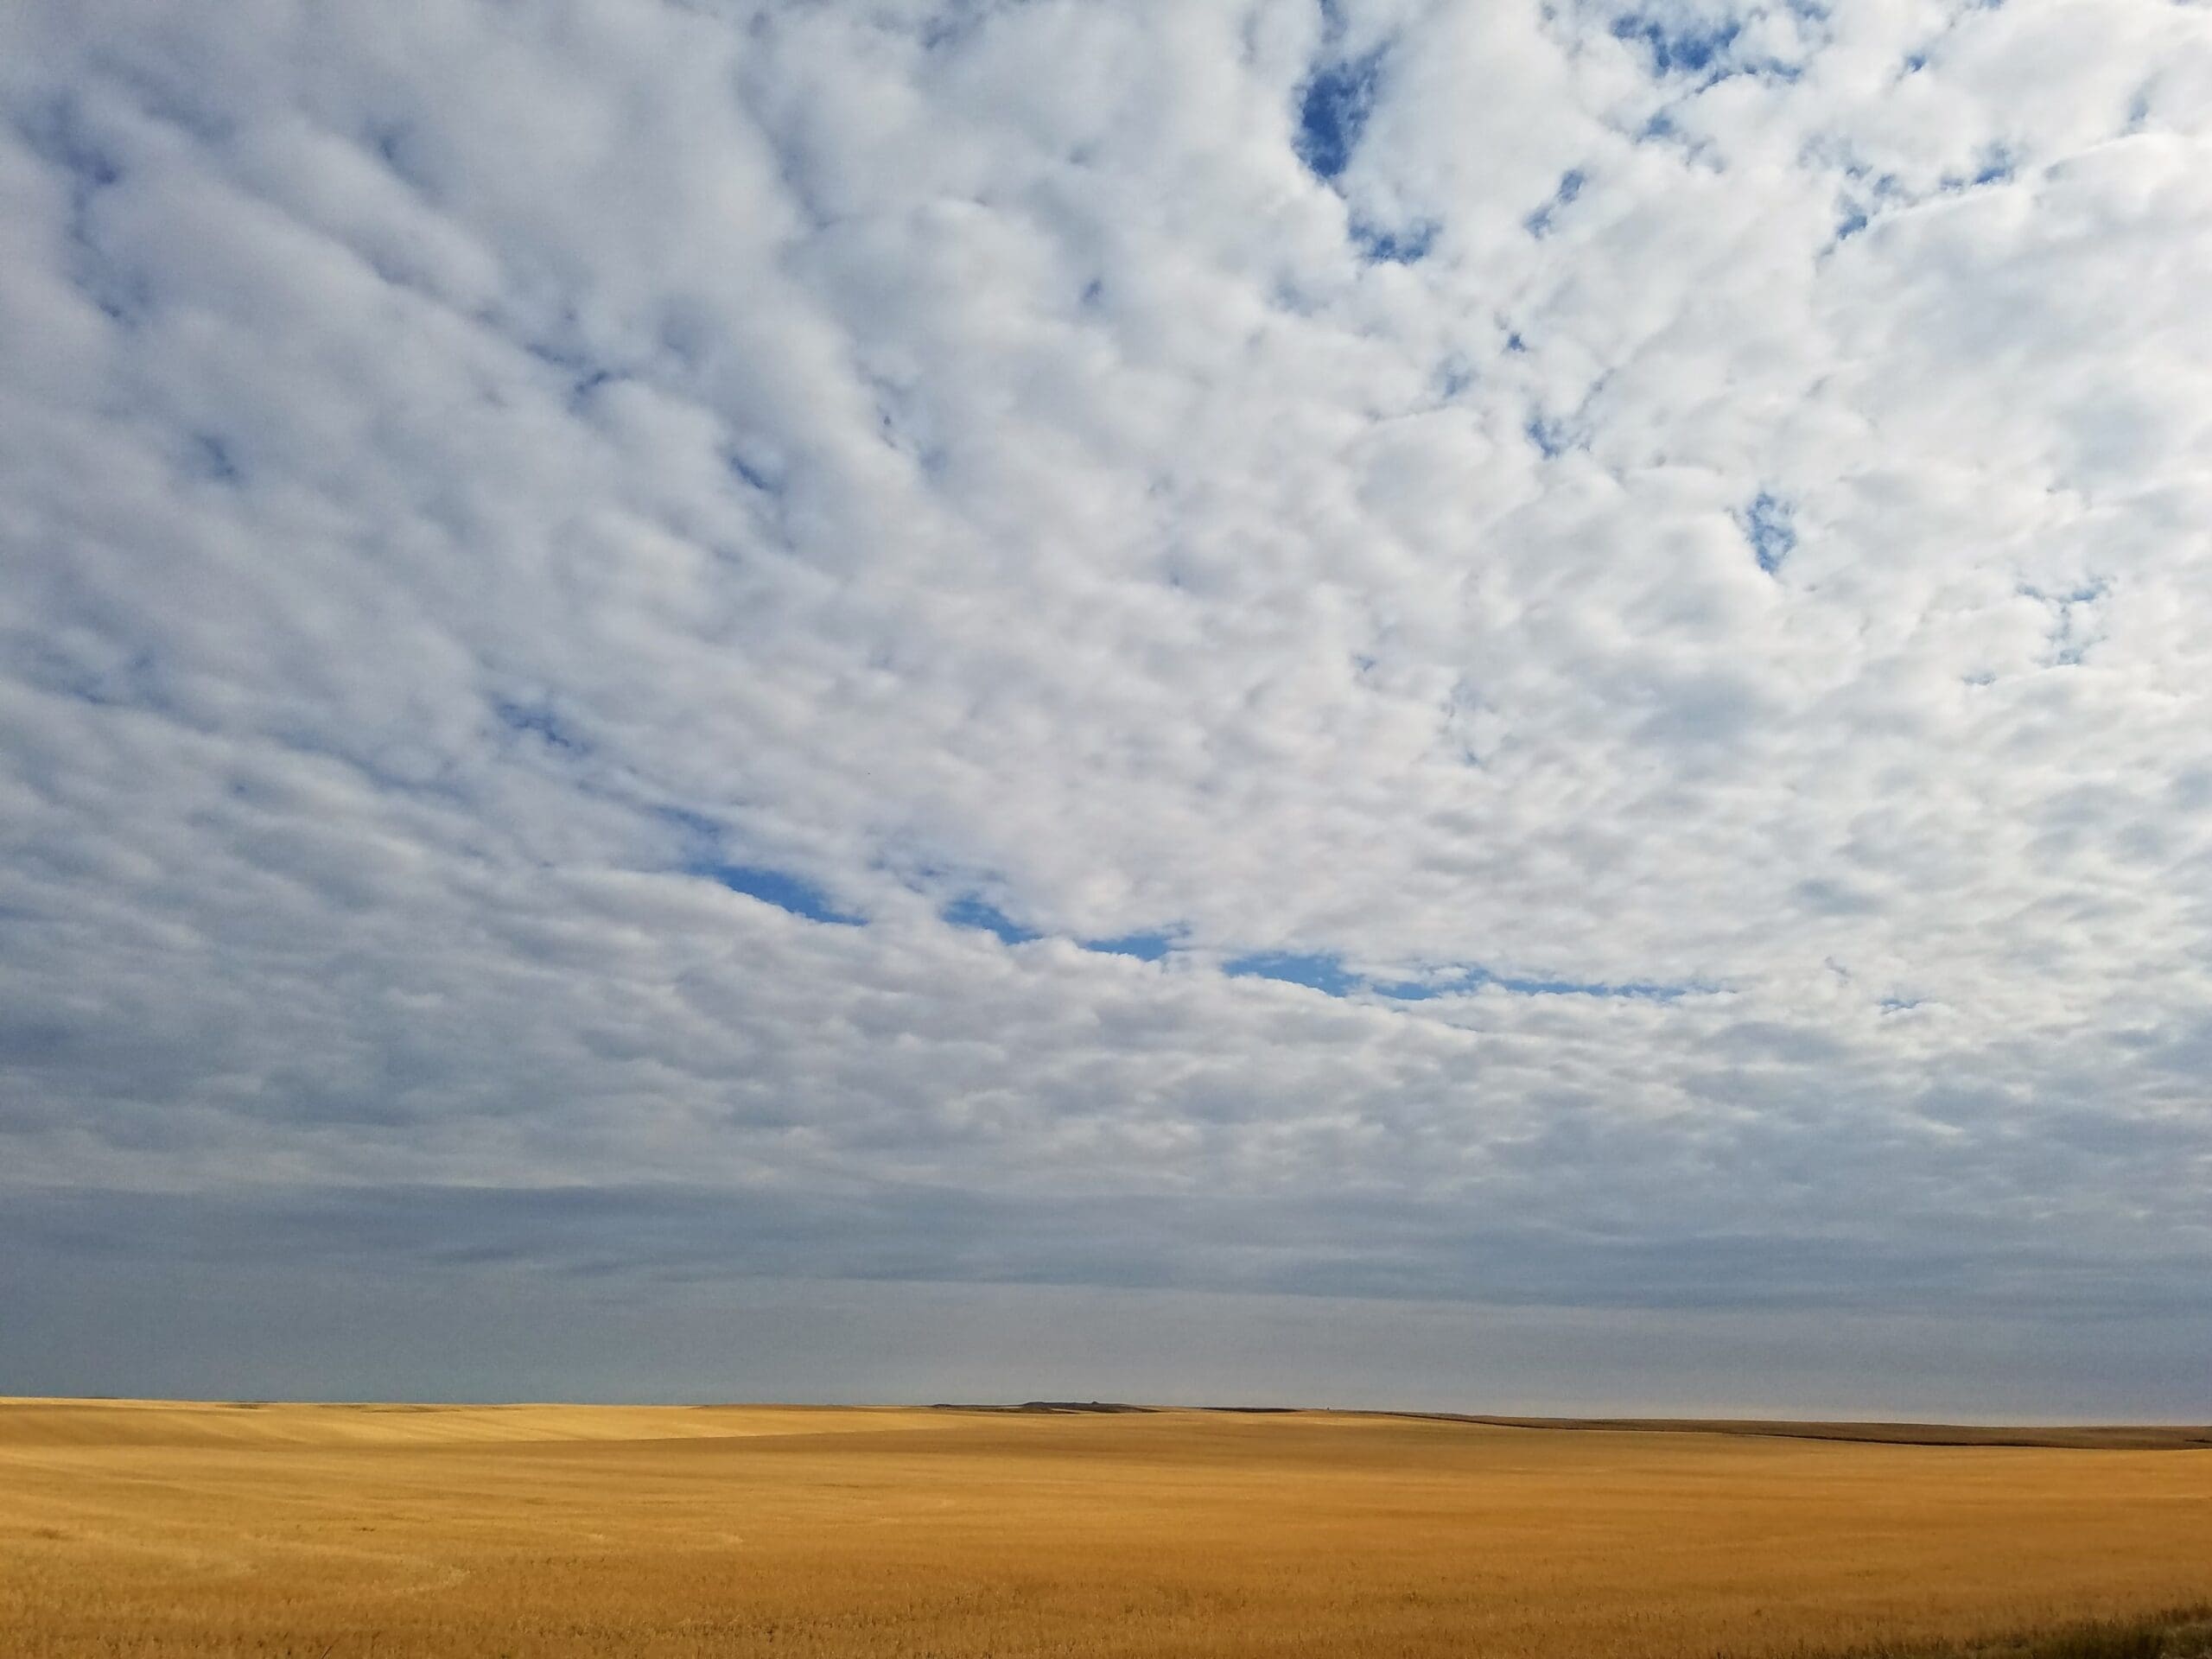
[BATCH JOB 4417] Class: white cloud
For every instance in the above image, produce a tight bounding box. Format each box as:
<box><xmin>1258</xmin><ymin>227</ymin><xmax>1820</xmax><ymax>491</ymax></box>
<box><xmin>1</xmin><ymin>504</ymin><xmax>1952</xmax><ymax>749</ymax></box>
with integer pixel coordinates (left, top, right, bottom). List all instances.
<box><xmin>4</xmin><ymin>0</ymin><xmax>2212</xmax><ymax>1401</ymax></box>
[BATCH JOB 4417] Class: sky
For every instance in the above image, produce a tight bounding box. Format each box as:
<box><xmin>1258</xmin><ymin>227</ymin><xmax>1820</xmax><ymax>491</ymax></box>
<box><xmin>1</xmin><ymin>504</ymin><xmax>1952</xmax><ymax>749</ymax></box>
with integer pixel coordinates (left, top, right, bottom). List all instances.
<box><xmin>3</xmin><ymin>0</ymin><xmax>2211</xmax><ymax>1419</ymax></box>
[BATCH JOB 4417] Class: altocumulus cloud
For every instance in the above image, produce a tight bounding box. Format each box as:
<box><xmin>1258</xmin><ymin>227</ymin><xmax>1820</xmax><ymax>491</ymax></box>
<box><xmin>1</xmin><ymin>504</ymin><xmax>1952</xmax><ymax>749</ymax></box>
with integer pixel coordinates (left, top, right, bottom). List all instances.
<box><xmin>3</xmin><ymin>0</ymin><xmax>2212</xmax><ymax>1413</ymax></box>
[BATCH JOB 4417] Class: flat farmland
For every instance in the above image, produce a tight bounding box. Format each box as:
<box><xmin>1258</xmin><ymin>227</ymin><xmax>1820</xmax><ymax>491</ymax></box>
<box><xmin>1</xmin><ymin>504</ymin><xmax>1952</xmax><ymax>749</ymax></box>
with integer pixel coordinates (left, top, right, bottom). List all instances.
<box><xmin>4</xmin><ymin>1400</ymin><xmax>2209</xmax><ymax>1659</ymax></box>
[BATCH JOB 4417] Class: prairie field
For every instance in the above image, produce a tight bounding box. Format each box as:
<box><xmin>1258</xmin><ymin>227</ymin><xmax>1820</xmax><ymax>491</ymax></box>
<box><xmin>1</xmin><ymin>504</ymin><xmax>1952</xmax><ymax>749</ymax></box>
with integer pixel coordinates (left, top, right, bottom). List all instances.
<box><xmin>4</xmin><ymin>1399</ymin><xmax>2210</xmax><ymax>1659</ymax></box>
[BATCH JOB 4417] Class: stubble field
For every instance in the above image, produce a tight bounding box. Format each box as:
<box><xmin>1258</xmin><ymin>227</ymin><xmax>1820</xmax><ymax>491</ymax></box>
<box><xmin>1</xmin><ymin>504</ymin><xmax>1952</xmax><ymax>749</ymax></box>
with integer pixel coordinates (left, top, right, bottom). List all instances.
<box><xmin>4</xmin><ymin>1398</ymin><xmax>2209</xmax><ymax>1659</ymax></box>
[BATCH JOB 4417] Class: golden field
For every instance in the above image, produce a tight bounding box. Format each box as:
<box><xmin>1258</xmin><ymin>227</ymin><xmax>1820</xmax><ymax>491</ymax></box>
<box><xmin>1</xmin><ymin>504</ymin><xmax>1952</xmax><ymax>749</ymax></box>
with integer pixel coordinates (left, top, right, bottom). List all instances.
<box><xmin>4</xmin><ymin>1398</ymin><xmax>2210</xmax><ymax>1659</ymax></box>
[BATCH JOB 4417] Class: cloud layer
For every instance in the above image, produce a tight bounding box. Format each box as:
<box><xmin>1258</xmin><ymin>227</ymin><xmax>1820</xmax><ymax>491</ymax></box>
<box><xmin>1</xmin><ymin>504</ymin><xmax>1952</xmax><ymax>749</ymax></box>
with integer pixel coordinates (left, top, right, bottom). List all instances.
<box><xmin>4</xmin><ymin>0</ymin><xmax>2211</xmax><ymax>1406</ymax></box>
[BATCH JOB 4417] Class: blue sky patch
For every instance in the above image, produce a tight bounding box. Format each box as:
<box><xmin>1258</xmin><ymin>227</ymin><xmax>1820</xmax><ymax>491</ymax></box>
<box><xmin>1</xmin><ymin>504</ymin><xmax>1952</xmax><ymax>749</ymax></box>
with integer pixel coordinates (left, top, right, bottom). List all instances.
<box><xmin>1365</xmin><ymin>970</ymin><xmax>1473</xmax><ymax>1001</ymax></box>
<box><xmin>1611</xmin><ymin>11</ymin><xmax>1743</xmax><ymax>78</ymax></box>
<box><xmin>1351</xmin><ymin>218</ymin><xmax>1435</xmax><ymax>264</ymax></box>
<box><xmin>1082</xmin><ymin>931</ymin><xmax>1179</xmax><ymax>962</ymax></box>
<box><xmin>1224</xmin><ymin>951</ymin><xmax>1698</xmax><ymax>1001</ymax></box>
<box><xmin>704</xmin><ymin>865</ymin><xmax>865</xmax><ymax>926</ymax></box>
<box><xmin>1373</xmin><ymin>966</ymin><xmax>1694</xmax><ymax>1001</ymax></box>
<box><xmin>944</xmin><ymin>896</ymin><xmax>1040</xmax><ymax>945</ymax></box>
<box><xmin>1525</xmin><ymin>414</ymin><xmax>1574</xmax><ymax>460</ymax></box>
<box><xmin>1738</xmin><ymin>492</ymin><xmax>1797</xmax><ymax>574</ymax></box>
<box><xmin>1827</xmin><ymin>159</ymin><xmax>1904</xmax><ymax>245</ymax></box>
<box><xmin>1224</xmin><ymin>950</ymin><xmax>1360</xmax><ymax>996</ymax></box>
<box><xmin>1524</xmin><ymin>168</ymin><xmax>1586</xmax><ymax>238</ymax></box>
<box><xmin>1492</xmin><ymin>973</ymin><xmax>1688</xmax><ymax>1000</ymax></box>
<box><xmin>1294</xmin><ymin>48</ymin><xmax>1385</xmax><ymax>183</ymax></box>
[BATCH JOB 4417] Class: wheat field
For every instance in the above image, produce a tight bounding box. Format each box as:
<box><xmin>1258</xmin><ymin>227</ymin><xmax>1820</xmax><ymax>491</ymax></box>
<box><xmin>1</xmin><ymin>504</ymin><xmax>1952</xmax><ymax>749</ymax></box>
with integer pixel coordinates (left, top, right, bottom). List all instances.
<box><xmin>4</xmin><ymin>1398</ymin><xmax>2210</xmax><ymax>1658</ymax></box>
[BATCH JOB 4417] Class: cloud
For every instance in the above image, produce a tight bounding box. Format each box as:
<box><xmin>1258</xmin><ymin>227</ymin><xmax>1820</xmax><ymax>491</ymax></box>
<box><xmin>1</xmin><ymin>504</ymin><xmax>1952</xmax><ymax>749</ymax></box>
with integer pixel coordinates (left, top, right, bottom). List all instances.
<box><xmin>3</xmin><ymin>0</ymin><xmax>2212</xmax><ymax>1406</ymax></box>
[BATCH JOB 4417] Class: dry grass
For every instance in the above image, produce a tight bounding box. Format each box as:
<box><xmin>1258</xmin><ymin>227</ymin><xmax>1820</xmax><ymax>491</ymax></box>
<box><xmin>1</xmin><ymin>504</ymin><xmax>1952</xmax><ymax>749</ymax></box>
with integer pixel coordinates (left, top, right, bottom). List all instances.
<box><xmin>4</xmin><ymin>1398</ymin><xmax>2210</xmax><ymax>1658</ymax></box>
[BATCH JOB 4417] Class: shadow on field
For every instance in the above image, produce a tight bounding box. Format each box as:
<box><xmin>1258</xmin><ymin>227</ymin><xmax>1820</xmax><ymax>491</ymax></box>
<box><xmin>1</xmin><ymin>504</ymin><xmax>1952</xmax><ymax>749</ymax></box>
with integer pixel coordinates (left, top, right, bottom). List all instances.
<box><xmin>1847</xmin><ymin>1610</ymin><xmax>2212</xmax><ymax>1659</ymax></box>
